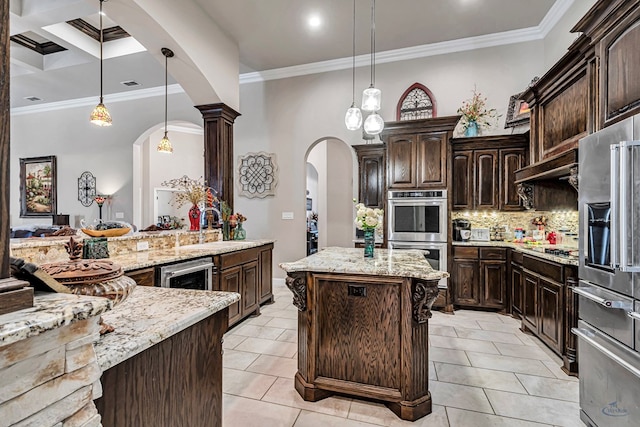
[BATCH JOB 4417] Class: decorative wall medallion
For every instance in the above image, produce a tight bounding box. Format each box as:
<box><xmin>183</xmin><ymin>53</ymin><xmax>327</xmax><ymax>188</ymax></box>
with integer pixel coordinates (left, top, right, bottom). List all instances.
<box><xmin>237</xmin><ymin>152</ymin><xmax>278</xmax><ymax>198</ymax></box>
<box><xmin>516</xmin><ymin>183</ymin><xmax>534</xmax><ymax>210</ymax></box>
<box><xmin>412</xmin><ymin>280</ymin><xmax>439</xmax><ymax>324</ymax></box>
<box><xmin>78</xmin><ymin>171</ymin><xmax>96</xmax><ymax>207</ymax></box>
<box><xmin>285</xmin><ymin>272</ymin><xmax>307</xmax><ymax>311</ymax></box>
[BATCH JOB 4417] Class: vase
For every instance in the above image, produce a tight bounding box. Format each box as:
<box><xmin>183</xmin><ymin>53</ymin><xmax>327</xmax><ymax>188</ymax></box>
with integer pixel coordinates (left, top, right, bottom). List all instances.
<box><xmin>222</xmin><ymin>220</ymin><xmax>231</xmax><ymax>241</ymax></box>
<box><xmin>234</xmin><ymin>222</ymin><xmax>246</xmax><ymax>240</ymax></box>
<box><xmin>363</xmin><ymin>229</ymin><xmax>375</xmax><ymax>258</ymax></box>
<box><xmin>464</xmin><ymin>120</ymin><xmax>478</xmax><ymax>137</ymax></box>
<box><xmin>188</xmin><ymin>204</ymin><xmax>200</xmax><ymax>231</ymax></box>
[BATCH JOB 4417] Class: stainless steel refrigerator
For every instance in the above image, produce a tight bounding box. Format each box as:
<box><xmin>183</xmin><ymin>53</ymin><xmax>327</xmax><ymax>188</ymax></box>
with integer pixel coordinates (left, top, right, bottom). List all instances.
<box><xmin>574</xmin><ymin>115</ymin><xmax>640</xmax><ymax>427</ymax></box>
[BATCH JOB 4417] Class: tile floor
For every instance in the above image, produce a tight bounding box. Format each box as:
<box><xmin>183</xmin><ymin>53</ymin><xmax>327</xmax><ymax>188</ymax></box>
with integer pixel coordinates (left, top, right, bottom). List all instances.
<box><xmin>222</xmin><ymin>281</ymin><xmax>584</xmax><ymax>427</ymax></box>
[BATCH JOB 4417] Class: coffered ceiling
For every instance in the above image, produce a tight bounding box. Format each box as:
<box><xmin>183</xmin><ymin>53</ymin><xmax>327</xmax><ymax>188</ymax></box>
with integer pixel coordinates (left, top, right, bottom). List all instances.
<box><xmin>9</xmin><ymin>0</ymin><xmax>561</xmax><ymax>110</ymax></box>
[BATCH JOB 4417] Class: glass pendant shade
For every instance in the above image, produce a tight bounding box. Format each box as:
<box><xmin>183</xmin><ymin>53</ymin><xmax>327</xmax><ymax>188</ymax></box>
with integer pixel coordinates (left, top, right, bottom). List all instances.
<box><xmin>157</xmin><ymin>131</ymin><xmax>173</xmax><ymax>154</ymax></box>
<box><xmin>364</xmin><ymin>112</ymin><xmax>384</xmax><ymax>135</ymax></box>
<box><xmin>362</xmin><ymin>86</ymin><xmax>382</xmax><ymax>112</ymax></box>
<box><xmin>345</xmin><ymin>104</ymin><xmax>363</xmax><ymax>130</ymax></box>
<box><xmin>90</xmin><ymin>102</ymin><xmax>112</xmax><ymax>127</ymax></box>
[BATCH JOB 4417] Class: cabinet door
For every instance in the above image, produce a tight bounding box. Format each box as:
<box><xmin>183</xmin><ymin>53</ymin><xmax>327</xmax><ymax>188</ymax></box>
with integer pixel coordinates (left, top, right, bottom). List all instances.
<box><xmin>416</xmin><ymin>132</ymin><xmax>447</xmax><ymax>189</ymax></box>
<box><xmin>452</xmin><ymin>150</ymin><xmax>473</xmax><ymax>210</ymax></box>
<box><xmin>126</xmin><ymin>267</ymin><xmax>155</xmax><ymax>287</ymax></box>
<box><xmin>474</xmin><ymin>150</ymin><xmax>499</xmax><ymax>210</ymax></box>
<box><xmin>452</xmin><ymin>259</ymin><xmax>480</xmax><ymax>306</ymax></box>
<box><xmin>221</xmin><ymin>266</ymin><xmax>242</xmax><ymax>325</ymax></box>
<box><xmin>522</xmin><ymin>272</ymin><xmax>539</xmax><ymax>332</ymax></box>
<box><xmin>500</xmin><ymin>148</ymin><xmax>526</xmax><ymax>211</ymax></box>
<box><xmin>242</xmin><ymin>260</ymin><xmax>259</xmax><ymax>317</ymax></box>
<box><xmin>480</xmin><ymin>260</ymin><xmax>506</xmax><ymax>308</ymax></box>
<box><xmin>258</xmin><ymin>246</ymin><xmax>273</xmax><ymax>304</ymax></box>
<box><xmin>387</xmin><ymin>135</ymin><xmax>415</xmax><ymax>188</ymax></box>
<box><xmin>354</xmin><ymin>144</ymin><xmax>385</xmax><ymax>209</ymax></box>
<box><xmin>538</xmin><ymin>277</ymin><xmax>564</xmax><ymax>354</ymax></box>
<box><xmin>511</xmin><ymin>263</ymin><xmax>523</xmax><ymax>317</ymax></box>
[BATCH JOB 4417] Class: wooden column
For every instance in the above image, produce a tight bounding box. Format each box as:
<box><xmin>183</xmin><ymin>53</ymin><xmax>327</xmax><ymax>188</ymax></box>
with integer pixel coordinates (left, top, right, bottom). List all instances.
<box><xmin>195</xmin><ymin>103</ymin><xmax>240</xmax><ymax>210</ymax></box>
<box><xmin>1</xmin><ymin>0</ymin><xmax>10</xmax><ymax>279</ymax></box>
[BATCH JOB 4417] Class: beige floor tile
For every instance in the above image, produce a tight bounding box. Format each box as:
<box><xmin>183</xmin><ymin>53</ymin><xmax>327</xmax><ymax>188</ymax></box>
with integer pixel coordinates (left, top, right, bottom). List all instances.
<box><xmin>449</xmin><ymin>310</ymin><xmax>505</xmax><ymax>323</ymax></box>
<box><xmin>430</xmin><ymin>361</ymin><xmax>437</xmax><ymax>380</ymax></box>
<box><xmin>277</xmin><ymin>329</ymin><xmax>298</xmax><ymax>343</ymax></box>
<box><xmin>235</xmin><ymin>337</ymin><xmax>298</xmax><ymax>358</ymax></box>
<box><xmin>499</xmin><ymin>314</ymin><xmax>522</xmax><ymax>325</ymax></box>
<box><xmin>428</xmin><ymin>380</ymin><xmax>494</xmax><ymax>414</ymax></box>
<box><xmin>222</xmin><ymin>333</ymin><xmax>247</xmax><ymax>350</ymax></box>
<box><xmin>434</xmin><ymin>362</ymin><xmax>527</xmax><ymax>393</ymax></box>
<box><xmin>476</xmin><ymin>320</ymin><xmax>522</xmax><ymax>332</ymax></box>
<box><xmin>247</xmin><ymin>354</ymin><xmax>298</xmax><ymax>378</ymax></box>
<box><xmin>263</xmin><ymin>378</ymin><xmax>352</xmax><ymax>418</ymax></box>
<box><xmin>515</xmin><ymin>374</ymin><xmax>579</xmax><ymax>402</ymax></box>
<box><xmin>223</xmin><ymin>368</ymin><xmax>278</xmax><ymax>399</ymax></box>
<box><xmin>230</xmin><ymin>324</ymin><xmax>286</xmax><ymax>340</ymax></box>
<box><xmin>294</xmin><ymin>410</ymin><xmax>378</xmax><ymax>427</ymax></box>
<box><xmin>349</xmin><ymin>400</ymin><xmax>450</xmax><ymax>427</ymax></box>
<box><xmin>430</xmin><ymin>335</ymin><xmax>499</xmax><ymax>354</ymax></box>
<box><xmin>454</xmin><ymin>328</ymin><xmax>525</xmax><ymax>345</ymax></box>
<box><xmin>429</xmin><ymin>347</ymin><xmax>471</xmax><ymax>366</ymax></box>
<box><xmin>466</xmin><ymin>352</ymin><xmax>555</xmax><ymax>377</ymax></box>
<box><xmin>223</xmin><ymin>394</ymin><xmax>300</xmax><ymax>427</ymax></box>
<box><xmin>494</xmin><ymin>342</ymin><xmax>554</xmax><ymax>361</ymax></box>
<box><xmin>446</xmin><ymin>407</ymin><xmax>552</xmax><ymax>427</ymax></box>
<box><xmin>223</xmin><ymin>349</ymin><xmax>261</xmax><ymax>370</ymax></box>
<box><xmin>429</xmin><ymin>325</ymin><xmax>458</xmax><ymax>337</ymax></box>
<box><xmin>541</xmin><ymin>360</ymin><xmax>579</xmax><ymax>381</ymax></box>
<box><xmin>430</xmin><ymin>317</ymin><xmax>482</xmax><ymax>330</ymax></box>
<box><xmin>485</xmin><ymin>389</ymin><xmax>583</xmax><ymax>427</ymax></box>
<box><xmin>267</xmin><ymin>309</ymin><xmax>299</xmax><ymax>319</ymax></box>
<box><xmin>266</xmin><ymin>317</ymin><xmax>298</xmax><ymax>330</ymax></box>
<box><xmin>243</xmin><ymin>315</ymin><xmax>276</xmax><ymax>326</ymax></box>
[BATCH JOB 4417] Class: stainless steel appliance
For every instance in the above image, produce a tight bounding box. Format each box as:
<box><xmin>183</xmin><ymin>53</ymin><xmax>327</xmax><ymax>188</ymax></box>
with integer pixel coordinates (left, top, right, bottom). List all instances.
<box><xmin>157</xmin><ymin>257</ymin><xmax>214</xmax><ymax>290</ymax></box>
<box><xmin>387</xmin><ymin>241</ymin><xmax>447</xmax><ymax>289</ymax></box>
<box><xmin>387</xmin><ymin>190</ymin><xmax>447</xmax><ymax>243</ymax></box>
<box><xmin>574</xmin><ymin>115</ymin><xmax>640</xmax><ymax>427</ymax></box>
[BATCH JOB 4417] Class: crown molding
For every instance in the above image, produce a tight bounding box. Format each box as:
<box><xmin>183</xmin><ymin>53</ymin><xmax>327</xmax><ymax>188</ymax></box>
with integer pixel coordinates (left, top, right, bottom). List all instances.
<box><xmin>10</xmin><ymin>84</ymin><xmax>184</xmax><ymax>116</ymax></box>
<box><xmin>538</xmin><ymin>0</ymin><xmax>575</xmax><ymax>37</ymax></box>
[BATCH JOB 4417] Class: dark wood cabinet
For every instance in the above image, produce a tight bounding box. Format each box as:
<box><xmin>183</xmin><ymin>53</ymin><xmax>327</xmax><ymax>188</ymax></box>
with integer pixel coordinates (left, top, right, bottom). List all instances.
<box><xmin>382</xmin><ymin>116</ymin><xmax>459</xmax><ymax>190</ymax></box>
<box><xmin>220</xmin><ymin>266</ymin><xmax>242</xmax><ymax>325</ymax></box>
<box><xmin>522</xmin><ymin>271</ymin><xmax>540</xmax><ymax>333</ymax></box>
<box><xmin>126</xmin><ymin>267</ymin><xmax>155</xmax><ymax>287</ymax></box>
<box><xmin>538</xmin><ymin>276</ymin><xmax>563</xmax><ymax>352</ymax></box>
<box><xmin>451</xmin><ymin>246</ymin><xmax>506</xmax><ymax>309</ymax></box>
<box><xmin>450</xmin><ymin>135</ymin><xmax>528</xmax><ymax>211</ymax></box>
<box><xmin>258</xmin><ymin>244</ymin><xmax>274</xmax><ymax>304</ymax></box>
<box><xmin>510</xmin><ymin>252</ymin><xmax>524</xmax><ymax>318</ymax></box>
<box><xmin>353</xmin><ymin>144</ymin><xmax>385</xmax><ymax>209</ymax></box>
<box><xmin>480</xmin><ymin>260</ymin><xmax>505</xmax><ymax>308</ymax></box>
<box><xmin>452</xmin><ymin>259</ymin><xmax>479</xmax><ymax>306</ymax></box>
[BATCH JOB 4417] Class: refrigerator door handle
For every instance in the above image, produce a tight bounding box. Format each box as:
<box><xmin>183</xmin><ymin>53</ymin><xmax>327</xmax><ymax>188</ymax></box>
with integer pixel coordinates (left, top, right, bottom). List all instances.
<box><xmin>628</xmin><ymin>311</ymin><xmax>640</xmax><ymax>321</ymax></box>
<box><xmin>572</xmin><ymin>327</ymin><xmax>640</xmax><ymax>378</ymax></box>
<box><xmin>610</xmin><ymin>143</ymin><xmax>619</xmax><ymax>270</ymax></box>
<box><xmin>618</xmin><ymin>140</ymin><xmax>640</xmax><ymax>272</ymax></box>
<box><xmin>573</xmin><ymin>286</ymin><xmax>634</xmax><ymax>310</ymax></box>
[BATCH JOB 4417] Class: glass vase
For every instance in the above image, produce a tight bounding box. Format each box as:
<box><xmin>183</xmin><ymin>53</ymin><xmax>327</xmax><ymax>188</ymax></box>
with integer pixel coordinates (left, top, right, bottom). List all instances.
<box><xmin>222</xmin><ymin>220</ymin><xmax>230</xmax><ymax>241</ymax></box>
<box><xmin>234</xmin><ymin>222</ymin><xmax>246</xmax><ymax>240</ymax></box>
<box><xmin>464</xmin><ymin>120</ymin><xmax>478</xmax><ymax>137</ymax></box>
<box><xmin>363</xmin><ymin>229</ymin><xmax>375</xmax><ymax>258</ymax></box>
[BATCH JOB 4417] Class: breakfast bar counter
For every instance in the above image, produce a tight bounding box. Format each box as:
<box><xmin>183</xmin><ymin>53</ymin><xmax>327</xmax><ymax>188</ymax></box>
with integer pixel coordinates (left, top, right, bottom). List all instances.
<box><xmin>280</xmin><ymin>247</ymin><xmax>448</xmax><ymax>421</ymax></box>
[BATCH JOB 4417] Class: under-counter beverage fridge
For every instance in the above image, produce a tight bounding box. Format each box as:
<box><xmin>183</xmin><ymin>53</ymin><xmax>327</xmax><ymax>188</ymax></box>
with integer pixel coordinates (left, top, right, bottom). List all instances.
<box><xmin>574</xmin><ymin>114</ymin><xmax>640</xmax><ymax>427</ymax></box>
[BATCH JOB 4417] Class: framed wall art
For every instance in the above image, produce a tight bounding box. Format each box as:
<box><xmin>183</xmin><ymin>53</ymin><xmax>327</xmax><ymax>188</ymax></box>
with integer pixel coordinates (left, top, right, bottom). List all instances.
<box><xmin>20</xmin><ymin>155</ymin><xmax>57</xmax><ymax>217</ymax></box>
<box><xmin>504</xmin><ymin>92</ymin><xmax>531</xmax><ymax>128</ymax></box>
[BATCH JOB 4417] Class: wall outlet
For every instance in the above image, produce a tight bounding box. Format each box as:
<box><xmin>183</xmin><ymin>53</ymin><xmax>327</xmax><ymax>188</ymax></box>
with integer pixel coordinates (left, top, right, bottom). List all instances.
<box><xmin>115</xmin><ymin>212</ymin><xmax>124</xmax><ymax>219</ymax></box>
<box><xmin>136</xmin><ymin>241</ymin><xmax>149</xmax><ymax>251</ymax></box>
<box><xmin>282</xmin><ymin>211</ymin><xmax>294</xmax><ymax>220</ymax></box>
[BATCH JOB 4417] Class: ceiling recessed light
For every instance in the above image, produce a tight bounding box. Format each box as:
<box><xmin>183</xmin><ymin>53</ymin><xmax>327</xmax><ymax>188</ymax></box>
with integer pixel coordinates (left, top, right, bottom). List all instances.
<box><xmin>308</xmin><ymin>15</ymin><xmax>322</xmax><ymax>29</ymax></box>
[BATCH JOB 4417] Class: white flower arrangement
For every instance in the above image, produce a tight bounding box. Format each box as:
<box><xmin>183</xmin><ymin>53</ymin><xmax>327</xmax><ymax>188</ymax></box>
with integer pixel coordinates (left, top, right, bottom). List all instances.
<box><xmin>353</xmin><ymin>200</ymin><xmax>383</xmax><ymax>231</ymax></box>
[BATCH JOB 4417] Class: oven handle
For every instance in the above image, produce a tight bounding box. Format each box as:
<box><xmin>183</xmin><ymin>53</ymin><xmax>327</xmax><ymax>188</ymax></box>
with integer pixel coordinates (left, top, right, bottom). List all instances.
<box><xmin>627</xmin><ymin>311</ymin><xmax>640</xmax><ymax>321</ymax></box>
<box><xmin>573</xmin><ymin>286</ymin><xmax>633</xmax><ymax>310</ymax></box>
<box><xmin>166</xmin><ymin>263</ymin><xmax>214</xmax><ymax>278</ymax></box>
<box><xmin>572</xmin><ymin>327</ymin><xmax>640</xmax><ymax>378</ymax></box>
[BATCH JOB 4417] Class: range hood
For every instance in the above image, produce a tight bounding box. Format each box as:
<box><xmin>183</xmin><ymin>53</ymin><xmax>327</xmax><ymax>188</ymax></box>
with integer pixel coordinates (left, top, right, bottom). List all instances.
<box><xmin>514</xmin><ymin>148</ymin><xmax>578</xmax><ymax>184</ymax></box>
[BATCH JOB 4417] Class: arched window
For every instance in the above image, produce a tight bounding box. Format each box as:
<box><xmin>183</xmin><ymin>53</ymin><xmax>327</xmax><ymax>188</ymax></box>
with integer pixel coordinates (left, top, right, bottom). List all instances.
<box><xmin>396</xmin><ymin>83</ymin><xmax>437</xmax><ymax>121</ymax></box>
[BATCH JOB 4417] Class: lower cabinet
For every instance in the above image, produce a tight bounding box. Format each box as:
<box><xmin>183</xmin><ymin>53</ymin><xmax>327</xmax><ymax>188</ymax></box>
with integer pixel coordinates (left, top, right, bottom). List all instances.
<box><xmin>452</xmin><ymin>246</ymin><xmax>506</xmax><ymax>309</ymax></box>
<box><xmin>125</xmin><ymin>267</ymin><xmax>155</xmax><ymax>287</ymax></box>
<box><xmin>510</xmin><ymin>253</ymin><xmax>523</xmax><ymax>318</ymax></box>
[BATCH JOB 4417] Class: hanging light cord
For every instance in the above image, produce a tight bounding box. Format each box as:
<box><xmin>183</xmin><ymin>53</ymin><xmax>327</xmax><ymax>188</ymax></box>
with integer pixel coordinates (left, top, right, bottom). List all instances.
<box><xmin>164</xmin><ymin>53</ymin><xmax>168</xmax><ymax>133</ymax></box>
<box><xmin>370</xmin><ymin>0</ymin><xmax>376</xmax><ymax>87</ymax></box>
<box><xmin>351</xmin><ymin>0</ymin><xmax>356</xmax><ymax>104</ymax></box>
<box><xmin>99</xmin><ymin>0</ymin><xmax>104</xmax><ymax>103</ymax></box>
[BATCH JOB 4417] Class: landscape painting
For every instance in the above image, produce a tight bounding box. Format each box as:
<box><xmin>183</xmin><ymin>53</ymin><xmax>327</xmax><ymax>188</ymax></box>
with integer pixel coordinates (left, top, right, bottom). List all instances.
<box><xmin>20</xmin><ymin>156</ymin><xmax>57</xmax><ymax>217</ymax></box>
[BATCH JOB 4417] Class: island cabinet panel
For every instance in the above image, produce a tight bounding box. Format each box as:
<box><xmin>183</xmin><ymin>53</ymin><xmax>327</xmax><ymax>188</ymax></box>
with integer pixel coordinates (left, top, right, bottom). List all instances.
<box><xmin>353</xmin><ymin>144</ymin><xmax>386</xmax><ymax>210</ymax></box>
<box><xmin>221</xmin><ymin>266</ymin><xmax>242</xmax><ymax>325</ymax></box>
<box><xmin>242</xmin><ymin>260</ymin><xmax>259</xmax><ymax>315</ymax></box>
<box><xmin>125</xmin><ymin>267</ymin><xmax>155</xmax><ymax>287</ymax></box>
<box><xmin>316</xmin><ymin>278</ymin><xmax>401</xmax><ymax>389</ymax></box>
<box><xmin>258</xmin><ymin>243</ymin><xmax>274</xmax><ymax>304</ymax></box>
<box><xmin>96</xmin><ymin>308</ymin><xmax>228</xmax><ymax>427</ymax></box>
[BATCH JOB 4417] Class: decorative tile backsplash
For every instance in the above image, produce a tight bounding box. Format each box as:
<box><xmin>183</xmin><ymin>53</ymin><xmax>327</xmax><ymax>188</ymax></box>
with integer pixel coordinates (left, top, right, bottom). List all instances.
<box><xmin>451</xmin><ymin>210</ymin><xmax>579</xmax><ymax>235</ymax></box>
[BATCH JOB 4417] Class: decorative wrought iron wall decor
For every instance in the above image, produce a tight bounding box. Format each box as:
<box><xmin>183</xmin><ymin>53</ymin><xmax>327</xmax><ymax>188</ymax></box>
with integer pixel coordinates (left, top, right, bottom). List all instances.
<box><xmin>78</xmin><ymin>171</ymin><xmax>96</xmax><ymax>207</ymax></box>
<box><xmin>396</xmin><ymin>83</ymin><xmax>436</xmax><ymax>121</ymax></box>
<box><xmin>237</xmin><ymin>152</ymin><xmax>278</xmax><ymax>198</ymax></box>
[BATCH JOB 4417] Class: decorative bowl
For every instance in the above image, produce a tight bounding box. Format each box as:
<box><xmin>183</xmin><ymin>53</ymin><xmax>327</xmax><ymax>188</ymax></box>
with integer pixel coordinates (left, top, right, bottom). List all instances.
<box><xmin>82</xmin><ymin>227</ymin><xmax>131</xmax><ymax>237</ymax></box>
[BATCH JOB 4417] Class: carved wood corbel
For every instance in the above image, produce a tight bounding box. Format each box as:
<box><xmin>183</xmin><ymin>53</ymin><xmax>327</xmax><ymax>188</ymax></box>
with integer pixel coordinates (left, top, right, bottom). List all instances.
<box><xmin>568</xmin><ymin>166</ymin><xmax>579</xmax><ymax>192</ymax></box>
<box><xmin>285</xmin><ymin>272</ymin><xmax>307</xmax><ymax>311</ymax></box>
<box><xmin>412</xmin><ymin>280</ymin><xmax>439</xmax><ymax>324</ymax></box>
<box><xmin>516</xmin><ymin>183</ymin><xmax>534</xmax><ymax>210</ymax></box>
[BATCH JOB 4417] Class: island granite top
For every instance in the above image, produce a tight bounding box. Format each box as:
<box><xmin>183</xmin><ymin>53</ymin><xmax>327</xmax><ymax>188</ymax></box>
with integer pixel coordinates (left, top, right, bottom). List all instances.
<box><xmin>279</xmin><ymin>247</ymin><xmax>448</xmax><ymax>281</ymax></box>
<box><xmin>94</xmin><ymin>286</ymin><xmax>240</xmax><ymax>371</ymax></box>
<box><xmin>0</xmin><ymin>292</ymin><xmax>112</xmax><ymax>349</ymax></box>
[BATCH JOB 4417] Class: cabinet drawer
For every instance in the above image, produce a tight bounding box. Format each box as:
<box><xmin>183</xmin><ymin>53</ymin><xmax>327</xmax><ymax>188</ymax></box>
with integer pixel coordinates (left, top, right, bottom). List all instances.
<box><xmin>523</xmin><ymin>255</ymin><xmax>563</xmax><ymax>283</ymax></box>
<box><xmin>511</xmin><ymin>250</ymin><xmax>523</xmax><ymax>265</ymax></box>
<box><xmin>217</xmin><ymin>247</ymin><xmax>259</xmax><ymax>269</ymax></box>
<box><xmin>479</xmin><ymin>248</ymin><xmax>506</xmax><ymax>260</ymax></box>
<box><xmin>453</xmin><ymin>246</ymin><xmax>478</xmax><ymax>259</ymax></box>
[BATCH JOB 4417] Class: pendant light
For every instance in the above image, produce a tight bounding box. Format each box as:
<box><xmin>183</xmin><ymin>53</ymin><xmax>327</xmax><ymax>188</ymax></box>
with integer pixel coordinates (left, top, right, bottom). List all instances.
<box><xmin>157</xmin><ymin>48</ymin><xmax>175</xmax><ymax>154</ymax></box>
<box><xmin>89</xmin><ymin>0</ymin><xmax>112</xmax><ymax>127</ymax></box>
<box><xmin>362</xmin><ymin>0</ymin><xmax>384</xmax><ymax>135</ymax></box>
<box><xmin>345</xmin><ymin>0</ymin><xmax>362</xmax><ymax>130</ymax></box>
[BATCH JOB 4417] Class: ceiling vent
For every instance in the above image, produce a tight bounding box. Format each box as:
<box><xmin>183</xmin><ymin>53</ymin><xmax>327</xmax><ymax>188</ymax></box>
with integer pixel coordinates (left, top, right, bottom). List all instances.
<box><xmin>121</xmin><ymin>80</ymin><xmax>141</xmax><ymax>87</ymax></box>
<box><xmin>24</xmin><ymin>96</ymin><xmax>42</xmax><ymax>102</ymax></box>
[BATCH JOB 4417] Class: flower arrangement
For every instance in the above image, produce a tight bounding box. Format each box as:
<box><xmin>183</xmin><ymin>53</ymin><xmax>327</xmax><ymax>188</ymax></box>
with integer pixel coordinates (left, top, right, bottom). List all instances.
<box><xmin>234</xmin><ymin>213</ymin><xmax>247</xmax><ymax>223</ymax></box>
<box><xmin>457</xmin><ymin>87</ymin><xmax>499</xmax><ymax>131</ymax></box>
<box><xmin>161</xmin><ymin>175</ymin><xmax>218</xmax><ymax>208</ymax></box>
<box><xmin>531</xmin><ymin>215</ymin><xmax>548</xmax><ymax>227</ymax></box>
<box><xmin>353</xmin><ymin>199</ymin><xmax>383</xmax><ymax>231</ymax></box>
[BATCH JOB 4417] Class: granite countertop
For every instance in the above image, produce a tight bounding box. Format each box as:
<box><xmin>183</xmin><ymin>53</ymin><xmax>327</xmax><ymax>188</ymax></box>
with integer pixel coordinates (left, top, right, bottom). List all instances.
<box><xmin>94</xmin><ymin>286</ymin><xmax>240</xmax><ymax>371</ymax></box>
<box><xmin>0</xmin><ymin>293</ymin><xmax>112</xmax><ymax>348</ymax></box>
<box><xmin>279</xmin><ymin>247</ymin><xmax>448</xmax><ymax>281</ymax></box>
<box><xmin>452</xmin><ymin>241</ymin><xmax>578</xmax><ymax>266</ymax></box>
<box><xmin>106</xmin><ymin>239</ymin><xmax>275</xmax><ymax>271</ymax></box>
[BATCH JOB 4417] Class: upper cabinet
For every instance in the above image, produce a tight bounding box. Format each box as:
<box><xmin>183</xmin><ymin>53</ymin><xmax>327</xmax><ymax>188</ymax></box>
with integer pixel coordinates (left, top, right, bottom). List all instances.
<box><xmin>353</xmin><ymin>144</ymin><xmax>385</xmax><ymax>209</ymax></box>
<box><xmin>382</xmin><ymin>116</ymin><xmax>459</xmax><ymax>190</ymax></box>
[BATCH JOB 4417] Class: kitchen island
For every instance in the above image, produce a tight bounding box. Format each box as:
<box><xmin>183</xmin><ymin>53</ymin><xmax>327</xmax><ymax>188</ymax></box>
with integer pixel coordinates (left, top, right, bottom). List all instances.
<box><xmin>280</xmin><ymin>247</ymin><xmax>448</xmax><ymax>421</ymax></box>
